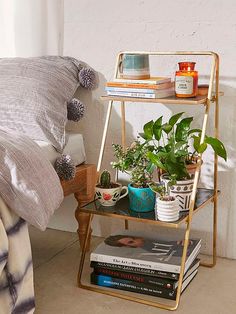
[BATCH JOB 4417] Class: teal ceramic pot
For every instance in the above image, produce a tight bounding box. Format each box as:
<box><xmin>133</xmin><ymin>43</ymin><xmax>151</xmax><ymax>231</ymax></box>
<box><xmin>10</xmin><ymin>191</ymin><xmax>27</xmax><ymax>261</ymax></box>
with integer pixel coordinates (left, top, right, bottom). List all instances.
<box><xmin>120</xmin><ymin>54</ymin><xmax>150</xmax><ymax>79</ymax></box>
<box><xmin>128</xmin><ymin>184</ymin><xmax>155</xmax><ymax>212</ymax></box>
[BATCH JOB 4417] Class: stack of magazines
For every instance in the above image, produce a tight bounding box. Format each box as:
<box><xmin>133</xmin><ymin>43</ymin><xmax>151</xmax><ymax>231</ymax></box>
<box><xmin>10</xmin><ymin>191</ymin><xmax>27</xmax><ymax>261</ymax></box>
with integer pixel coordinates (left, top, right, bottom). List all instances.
<box><xmin>90</xmin><ymin>231</ymin><xmax>201</xmax><ymax>300</ymax></box>
<box><xmin>105</xmin><ymin>77</ymin><xmax>175</xmax><ymax>99</ymax></box>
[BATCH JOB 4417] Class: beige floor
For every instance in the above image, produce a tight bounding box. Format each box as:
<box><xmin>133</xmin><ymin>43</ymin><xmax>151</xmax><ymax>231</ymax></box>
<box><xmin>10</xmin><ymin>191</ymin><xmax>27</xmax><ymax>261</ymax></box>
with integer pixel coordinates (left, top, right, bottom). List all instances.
<box><xmin>29</xmin><ymin>227</ymin><xmax>236</xmax><ymax>314</ymax></box>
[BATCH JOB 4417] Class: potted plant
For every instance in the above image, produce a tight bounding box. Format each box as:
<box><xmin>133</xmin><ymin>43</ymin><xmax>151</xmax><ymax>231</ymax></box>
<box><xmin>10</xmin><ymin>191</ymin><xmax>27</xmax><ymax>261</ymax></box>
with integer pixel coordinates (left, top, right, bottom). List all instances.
<box><xmin>111</xmin><ymin>140</ymin><xmax>155</xmax><ymax>212</ymax></box>
<box><xmin>95</xmin><ymin>170</ymin><xmax>128</xmax><ymax>206</ymax></box>
<box><xmin>141</xmin><ymin>112</ymin><xmax>227</xmax><ymax>210</ymax></box>
<box><xmin>149</xmin><ymin>182</ymin><xmax>179</xmax><ymax>222</ymax></box>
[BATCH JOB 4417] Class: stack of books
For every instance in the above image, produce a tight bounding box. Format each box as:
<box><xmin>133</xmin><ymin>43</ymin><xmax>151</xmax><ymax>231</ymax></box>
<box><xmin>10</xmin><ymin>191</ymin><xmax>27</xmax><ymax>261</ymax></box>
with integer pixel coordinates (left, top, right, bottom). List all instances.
<box><xmin>90</xmin><ymin>231</ymin><xmax>201</xmax><ymax>300</ymax></box>
<box><xmin>105</xmin><ymin>77</ymin><xmax>175</xmax><ymax>99</ymax></box>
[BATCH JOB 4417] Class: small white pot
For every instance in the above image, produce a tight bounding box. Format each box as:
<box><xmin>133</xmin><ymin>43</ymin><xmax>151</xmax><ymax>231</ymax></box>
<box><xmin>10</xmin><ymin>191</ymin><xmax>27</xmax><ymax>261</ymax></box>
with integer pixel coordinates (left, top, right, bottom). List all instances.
<box><xmin>155</xmin><ymin>197</ymin><xmax>179</xmax><ymax>222</ymax></box>
<box><xmin>161</xmin><ymin>174</ymin><xmax>194</xmax><ymax>211</ymax></box>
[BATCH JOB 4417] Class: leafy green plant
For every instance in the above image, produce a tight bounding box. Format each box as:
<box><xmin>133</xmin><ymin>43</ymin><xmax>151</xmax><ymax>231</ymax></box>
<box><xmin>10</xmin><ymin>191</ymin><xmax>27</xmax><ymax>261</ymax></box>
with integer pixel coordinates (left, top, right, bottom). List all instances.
<box><xmin>111</xmin><ymin>140</ymin><xmax>154</xmax><ymax>188</ymax></box>
<box><xmin>140</xmin><ymin>112</ymin><xmax>227</xmax><ymax>183</ymax></box>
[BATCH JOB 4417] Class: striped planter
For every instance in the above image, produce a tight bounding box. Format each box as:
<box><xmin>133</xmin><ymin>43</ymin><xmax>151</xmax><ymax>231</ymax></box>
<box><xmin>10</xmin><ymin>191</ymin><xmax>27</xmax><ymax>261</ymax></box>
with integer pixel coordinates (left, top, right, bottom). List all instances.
<box><xmin>161</xmin><ymin>174</ymin><xmax>194</xmax><ymax>211</ymax></box>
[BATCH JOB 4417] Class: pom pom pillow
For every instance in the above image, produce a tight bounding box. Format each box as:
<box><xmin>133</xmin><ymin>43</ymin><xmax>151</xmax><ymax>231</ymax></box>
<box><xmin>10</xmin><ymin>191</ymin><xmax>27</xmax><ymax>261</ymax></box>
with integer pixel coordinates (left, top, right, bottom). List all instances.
<box><xmin>0</xmin><ymin>56</ymin><xmax>81</xmax><ymax>152</ymax></box>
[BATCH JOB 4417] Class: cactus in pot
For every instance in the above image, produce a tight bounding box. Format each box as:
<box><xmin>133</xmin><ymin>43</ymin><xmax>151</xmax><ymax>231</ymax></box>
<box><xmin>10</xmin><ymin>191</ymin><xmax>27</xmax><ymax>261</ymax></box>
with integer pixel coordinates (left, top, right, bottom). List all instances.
<box><xmin>95</xmin><ymin>170</ymin><xmax>128</xmax><ymax>207</ymax></box>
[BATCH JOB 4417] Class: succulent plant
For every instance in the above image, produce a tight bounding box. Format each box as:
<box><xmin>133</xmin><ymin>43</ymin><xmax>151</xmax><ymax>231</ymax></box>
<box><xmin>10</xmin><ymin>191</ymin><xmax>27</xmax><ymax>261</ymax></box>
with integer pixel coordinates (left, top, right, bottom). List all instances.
<box><xmin>99</xmin><ymin>170</ymin><xmax>112</xmax><ymax>188</ymax></box>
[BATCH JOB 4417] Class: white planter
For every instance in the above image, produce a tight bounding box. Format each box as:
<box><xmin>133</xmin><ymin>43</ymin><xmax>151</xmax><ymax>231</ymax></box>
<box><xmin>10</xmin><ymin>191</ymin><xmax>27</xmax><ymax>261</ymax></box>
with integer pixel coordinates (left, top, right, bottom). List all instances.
<box><xmin>161</xmin><ymin>174</ymin><xmax>194</xmax><ymax>211</ymax></box>
<box><xmin>155</xmin><ymin>197</ymin><xmax>179</xmax><ymax>222</ymax></box>
<box><xmin>95</xmin><ymin>183</ymin><xmax>128</xmax><ymax>206</ymax></box>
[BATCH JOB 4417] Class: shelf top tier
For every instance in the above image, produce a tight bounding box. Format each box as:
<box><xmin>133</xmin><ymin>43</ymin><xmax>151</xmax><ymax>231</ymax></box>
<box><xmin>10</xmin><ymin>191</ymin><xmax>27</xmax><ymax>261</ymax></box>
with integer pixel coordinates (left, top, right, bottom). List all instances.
<box><xmin>101</xmin><ymin>95</ymin><xmax>208</xmax><ymax>105</ymax></box>
<box><xmin>81</xmin><ymin>188</ymin><xmax>218</xmax><ymax>229</ymax></box>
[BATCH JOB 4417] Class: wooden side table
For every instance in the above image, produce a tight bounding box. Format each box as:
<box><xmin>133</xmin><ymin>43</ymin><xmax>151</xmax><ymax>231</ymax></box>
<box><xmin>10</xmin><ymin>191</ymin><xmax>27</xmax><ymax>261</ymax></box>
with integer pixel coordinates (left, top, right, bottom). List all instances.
<box><xmin>61</xmin><ymin>164</ymin><xmax>97</xmax><ymax>250</ymax></box>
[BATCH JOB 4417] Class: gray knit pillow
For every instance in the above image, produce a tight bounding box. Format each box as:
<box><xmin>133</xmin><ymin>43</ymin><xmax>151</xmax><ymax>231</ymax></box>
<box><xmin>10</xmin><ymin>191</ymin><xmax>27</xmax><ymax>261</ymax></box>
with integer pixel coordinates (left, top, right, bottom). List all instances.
<box><xmin>0</xmin><ymin>56</ymin><xmax>82</xmax><ymax>152</ymax></box>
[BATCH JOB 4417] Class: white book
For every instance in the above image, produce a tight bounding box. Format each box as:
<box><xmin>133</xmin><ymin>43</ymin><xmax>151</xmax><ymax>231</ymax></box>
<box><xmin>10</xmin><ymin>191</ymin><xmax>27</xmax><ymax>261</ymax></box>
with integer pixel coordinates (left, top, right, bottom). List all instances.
<box><xmin>114</xmin><ymin>76</ymin><xmax>171</xmax><ymax>85</ymax></box>
<box><xmin>107</xmin><ymin>87</ymin><xmax>175</xmax><ymax>99</ymax></box>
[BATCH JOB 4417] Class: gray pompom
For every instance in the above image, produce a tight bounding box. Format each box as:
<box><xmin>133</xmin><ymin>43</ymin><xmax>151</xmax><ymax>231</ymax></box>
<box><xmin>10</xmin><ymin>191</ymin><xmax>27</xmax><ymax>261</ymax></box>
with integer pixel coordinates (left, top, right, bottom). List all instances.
<box><xmin>79</xmin><ymin>67</ymin><xmax>96</xmax><ymax>90</ymax></box>
<box><xmin>67</xmin><ymin>98</ymin><xmax>85</xmax><ymax>122</ymax></box>
<box><xmin>55</xmin><ymin>154</ymin><xmax>76</xmax><ymax>180</ymax></box>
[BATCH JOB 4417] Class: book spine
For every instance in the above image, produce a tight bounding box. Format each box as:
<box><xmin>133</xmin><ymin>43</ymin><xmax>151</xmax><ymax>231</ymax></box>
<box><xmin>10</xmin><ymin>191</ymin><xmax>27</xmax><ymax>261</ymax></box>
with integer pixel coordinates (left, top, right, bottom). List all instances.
<box><xmin>106</xmin><ymin>87</ymin><xmax>159</xmax><ymax>94</ymax></box>
<box><xmin>90</xmin><ymin>253</ymin><xmax>180</xmax><ymax>273</ymax></box>
<box><xmin>106</xmin><ymin>82</ymin><xmax>173</xmax><ymax>90</ymax></box>
<box><xmin>90</xmin><ymin>261</ymin><xmax>179</xmax><ymax>280</ymax></box>
<box><xmin>106</xmin><ymin>91</ymin><xmax>156</xmax><ymax>98</ymax></box>
<box><xmin>114</xmin><ymin>78</ymin><xmax>171</xmax><ymax>84</ymax></box>
<box><xmin>91</xmin><ymin>273</ymin><xmax>177</xmax><ymax>300</ymax></box>
<box><xmin>93</xmin><ymin>267</ymin><xmax>177</xmax><ymax>289</ymax></box>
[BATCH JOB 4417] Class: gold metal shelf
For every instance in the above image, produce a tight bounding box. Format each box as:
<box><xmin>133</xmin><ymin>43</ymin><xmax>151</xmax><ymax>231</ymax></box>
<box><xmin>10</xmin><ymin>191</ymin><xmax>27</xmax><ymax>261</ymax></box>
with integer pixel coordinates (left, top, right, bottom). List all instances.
<box><xmin>78</xmin><ymin>51</ymin><xmax>220</xmax><ymax>311</ymax></box>
<box><xmin>81</xmin><ymin>188</ymin><xmax>218</xmax><ymax>228</ymax></box>
<box><xmin>101</xmin><ymin>94</ymin><xmax>208</xmax><ymax>105</ymax></box>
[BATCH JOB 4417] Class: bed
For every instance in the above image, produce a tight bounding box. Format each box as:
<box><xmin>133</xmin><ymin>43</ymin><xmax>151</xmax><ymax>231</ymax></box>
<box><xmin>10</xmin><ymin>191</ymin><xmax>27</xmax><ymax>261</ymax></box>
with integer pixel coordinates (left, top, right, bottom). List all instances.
<box><xmin>0</xmin><ymin>56</ymin><xmax>96</xmax><ymax>313</ymax></box>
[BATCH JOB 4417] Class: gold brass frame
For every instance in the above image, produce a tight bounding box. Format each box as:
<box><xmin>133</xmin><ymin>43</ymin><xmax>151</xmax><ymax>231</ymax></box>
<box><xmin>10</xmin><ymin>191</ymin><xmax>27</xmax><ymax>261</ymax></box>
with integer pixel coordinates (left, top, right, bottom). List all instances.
<box><xmin>77</xmin><ymin>51</ymin><xmax>219</xmax><ymax>311</ymax></box>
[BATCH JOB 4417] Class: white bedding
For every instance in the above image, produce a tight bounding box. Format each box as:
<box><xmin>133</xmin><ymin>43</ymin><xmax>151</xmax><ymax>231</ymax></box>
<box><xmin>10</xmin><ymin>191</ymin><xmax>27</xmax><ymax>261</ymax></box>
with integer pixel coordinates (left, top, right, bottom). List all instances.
<box><xmin>35</xmin><ymin>132</ymin><xmax>86</xmax><ymax>166</ymax></box>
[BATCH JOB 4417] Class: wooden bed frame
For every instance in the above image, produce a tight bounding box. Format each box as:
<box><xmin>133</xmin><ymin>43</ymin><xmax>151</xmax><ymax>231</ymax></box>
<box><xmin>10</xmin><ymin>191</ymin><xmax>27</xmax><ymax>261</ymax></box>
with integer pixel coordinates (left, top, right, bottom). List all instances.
<box><xmin>60</xmin><ymin>164</ymin><xmax>97</xmax><ymax>250</ymax></box>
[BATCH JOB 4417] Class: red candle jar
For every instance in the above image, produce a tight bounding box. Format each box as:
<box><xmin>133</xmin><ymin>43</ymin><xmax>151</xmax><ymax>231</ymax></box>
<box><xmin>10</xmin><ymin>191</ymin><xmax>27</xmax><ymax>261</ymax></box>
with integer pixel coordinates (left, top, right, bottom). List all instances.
<box><xmin>175</xmin><ymin>62</ymin><xmax>198</xmax><ymax>98</ymax></box>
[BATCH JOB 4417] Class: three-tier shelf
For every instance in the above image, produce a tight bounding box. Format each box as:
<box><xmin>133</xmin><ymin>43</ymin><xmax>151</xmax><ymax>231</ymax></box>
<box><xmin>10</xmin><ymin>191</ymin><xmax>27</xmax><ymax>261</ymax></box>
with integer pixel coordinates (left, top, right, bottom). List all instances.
<box><xmin>78</xmin><ymin>51</ymin><xmax>220</xmax><ymax>311</ymax></box>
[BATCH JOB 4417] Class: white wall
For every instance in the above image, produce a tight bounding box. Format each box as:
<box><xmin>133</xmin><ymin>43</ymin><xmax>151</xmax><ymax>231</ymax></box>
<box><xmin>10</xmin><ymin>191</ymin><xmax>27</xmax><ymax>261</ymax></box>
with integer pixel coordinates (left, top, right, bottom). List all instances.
<box><xmin>49</xmin><ymin>0</ymin><xmax>236</xmax><ymax>258</ymax></box>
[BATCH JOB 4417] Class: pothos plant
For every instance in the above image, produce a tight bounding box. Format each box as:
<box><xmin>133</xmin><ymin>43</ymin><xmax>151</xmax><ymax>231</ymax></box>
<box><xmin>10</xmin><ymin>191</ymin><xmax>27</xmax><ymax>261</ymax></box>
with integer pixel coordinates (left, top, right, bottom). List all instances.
<box><xmin>140</xmin><ymin>112</ymin><xmax>227</xmax><ymax>184</ymax></box>
<box><xmin>111</xmin><ymin>140</ymin><xmax>154</xmax><ymax>188</ymax></box>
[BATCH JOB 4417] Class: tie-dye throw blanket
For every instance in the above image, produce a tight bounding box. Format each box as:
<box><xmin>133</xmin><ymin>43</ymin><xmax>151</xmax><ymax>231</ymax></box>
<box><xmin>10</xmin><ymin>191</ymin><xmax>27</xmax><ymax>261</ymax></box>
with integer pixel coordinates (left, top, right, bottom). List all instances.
<box><xmin>0</xmin><ymin>129</ymin><xmax>64</xmax><ymax>313</ymax></box>
<box><xmin>0</xmin><ymin>199</ymin><xmax>35</xmax><ymax>314</ymax></box>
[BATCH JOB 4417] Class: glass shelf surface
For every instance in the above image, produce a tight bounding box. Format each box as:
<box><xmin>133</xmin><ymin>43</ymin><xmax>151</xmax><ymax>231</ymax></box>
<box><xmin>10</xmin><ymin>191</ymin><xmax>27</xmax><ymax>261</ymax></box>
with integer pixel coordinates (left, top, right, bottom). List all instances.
<box><xmin>81</xmin><ymin>188</ymin><xmax>218</xmax><ymax>228</ymax></box>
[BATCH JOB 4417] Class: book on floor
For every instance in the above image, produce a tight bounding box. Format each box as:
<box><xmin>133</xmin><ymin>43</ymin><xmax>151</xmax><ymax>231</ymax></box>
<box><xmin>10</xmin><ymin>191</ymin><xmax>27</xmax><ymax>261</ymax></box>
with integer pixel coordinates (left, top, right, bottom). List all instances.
<box><xmin>91</xmin><ymin>267</ymin><xmax>198</xmax><ymax>300</ymax></box>
<box><xmin>92</xmin><ymin>258</ymin><xmax>200</xmax><ymax>290</ymax></box>
<box><xmin>90</xmin><ymin>231</ymin><xmax>201</xmax><ymax>274</ymax></box>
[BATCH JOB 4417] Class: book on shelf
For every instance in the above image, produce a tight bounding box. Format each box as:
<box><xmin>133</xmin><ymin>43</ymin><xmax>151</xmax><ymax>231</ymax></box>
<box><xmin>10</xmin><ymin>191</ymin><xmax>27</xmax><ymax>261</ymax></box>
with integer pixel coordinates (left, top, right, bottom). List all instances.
<box><xmin>106</xmin><ymin>81</ymin><xmax>174</xmax><ymax>90</ymax></box>
<box><xmin>105</xmin><ymin>85</ymin><xmax>174</xmax><ymax>94</ymax></box>
<box><xmin>106</xmin><ymin>87</ymin><xmax>175</xmax><ymax>99</ymax></box>
<box><xmin>91</xmin><ymin>268</ymin><xmax>198</xmax><ymax>300</ymax></box>
<box><xmin>114</xmin><ymin>76</ymin><xmax>171</xmax><ymax>85</ymax></box>
<box><xmin>90</xmin><ymin>231</ymin><xmax>201</xmax><ymax>274</ymax></box>
<box><xmin>92</xmin><ymin>258</ymin><xmax>200</xmax><ymax>290</ymax></box>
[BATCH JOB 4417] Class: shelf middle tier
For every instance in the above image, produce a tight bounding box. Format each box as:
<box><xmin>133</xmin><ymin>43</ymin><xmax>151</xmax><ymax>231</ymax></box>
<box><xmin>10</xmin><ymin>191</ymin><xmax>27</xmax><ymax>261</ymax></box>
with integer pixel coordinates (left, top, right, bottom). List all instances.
<box><xmin>101</xmin><ymin>95</ymin><xmax>207</xmax><ymax>105</ymax></box>
<box><xmin>81</xmin><ymin>188</ymin><xmax>218</xmax><ymax>228</ymax></box>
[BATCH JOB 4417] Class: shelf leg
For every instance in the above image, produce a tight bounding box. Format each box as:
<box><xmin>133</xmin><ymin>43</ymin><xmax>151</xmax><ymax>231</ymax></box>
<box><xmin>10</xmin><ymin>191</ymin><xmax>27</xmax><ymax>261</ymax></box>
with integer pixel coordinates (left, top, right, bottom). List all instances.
<box><xmin>97</xmin><ymin>100</ymin><xmax>113</xmax><ymax>172</ymax></box>
<box><xmin>120</xmin><ymin>101</ymin><xmax>129</xmax><ymax>231</ymax></box>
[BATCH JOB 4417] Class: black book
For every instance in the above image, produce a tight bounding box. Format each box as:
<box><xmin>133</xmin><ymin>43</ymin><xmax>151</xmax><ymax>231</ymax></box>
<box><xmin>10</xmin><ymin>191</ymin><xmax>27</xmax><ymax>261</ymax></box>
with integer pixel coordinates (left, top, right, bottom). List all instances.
<box><xmin>90</xmin><ymin>257</ymin><xmax>200</xmax><ymax>281</ymax></box>
<box><xmin>92</xmin><ymin>258</ymin><xmax>200</xmax><ymax>290</ymax></box>
<box><xmin>91</xmin><ymin>268</ymin><xmax>198</xmax><ymax>300</ymax></box>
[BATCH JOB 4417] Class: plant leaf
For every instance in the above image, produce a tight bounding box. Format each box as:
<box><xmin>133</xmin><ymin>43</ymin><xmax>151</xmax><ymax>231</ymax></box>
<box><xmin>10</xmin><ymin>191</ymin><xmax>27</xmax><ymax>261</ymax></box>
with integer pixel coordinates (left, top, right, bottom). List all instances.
<box><xmin>175</xmin><ymin>117</ymin><xmax>193</xmax><ymax>142</ymax></box>
<box><xmin>193</xmin><ymin>135</ymin><xmax>200</xmax><ymax>152</ymax></box>
<box><xmin>169</xmin><ymin>112</ymin><xmax>184</xmax><ymax>126</ymax></box>
<box><xmin>153</xmin><ymin>116</ymin><xmax>163</xmax><ymax>140</ymax></box>
<box><xmin>198</xmin><ymin>142</ymin><xmax>207</xmax><ymax>153</ymax></box>
<box><xmin>143</xmin><ymin>120</ymin><xmax>154</xmax><ymax>140</ymax></box>
<box><xmin>205</xmin><ymin>137</ymin><xmax>227</xmax><ymax>161</ymax></box>
<box><xmin>175</xmin><ymin>141</ymin><xmax>187</xmax><ymax>150</ymax></box>
<box><xmin>188</xmin><ymin>128</ymin><xmax>202</xmax><ymax>135</ymax></box>
<box><xmin>138</xmin><ymin>132</ymin><xmax>149</xmax><ymax>140</ymax></box>
<box><xmin>146</xmin><ymin>152</ymin><xmax>166</xmax><ymax>170</ymax></box>
<box><xmin>162</xmin><ymin>123</ymin><xmax>172</xmax><ymax>134</ymax></box>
